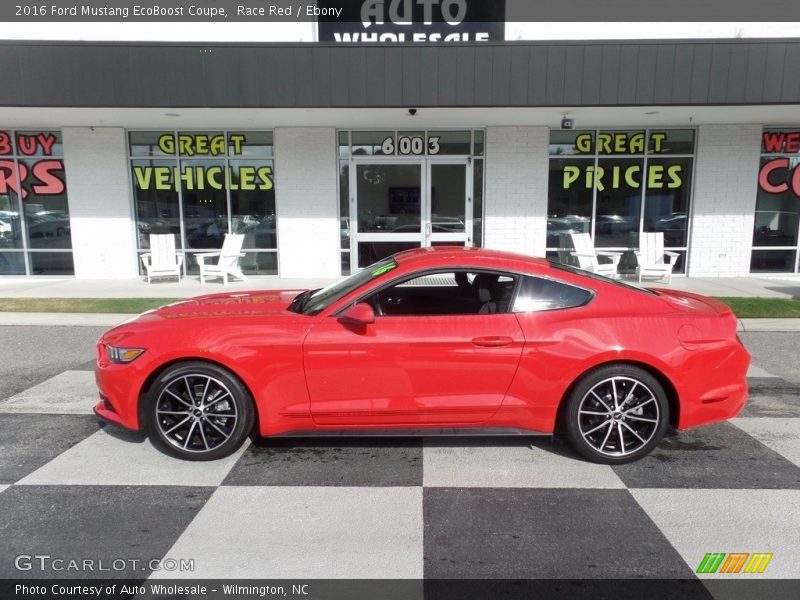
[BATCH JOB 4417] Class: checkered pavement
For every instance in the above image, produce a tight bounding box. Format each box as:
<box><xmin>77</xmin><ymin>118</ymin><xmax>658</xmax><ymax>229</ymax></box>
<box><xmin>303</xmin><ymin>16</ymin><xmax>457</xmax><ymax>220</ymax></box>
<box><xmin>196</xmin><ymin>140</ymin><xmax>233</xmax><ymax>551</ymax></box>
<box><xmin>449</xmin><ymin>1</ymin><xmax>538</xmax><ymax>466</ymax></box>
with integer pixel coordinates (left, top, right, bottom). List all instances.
<box><xmin>0</xmin><ymin>364</ymin><xmax>799</xmax><ymax>584</ymax></box>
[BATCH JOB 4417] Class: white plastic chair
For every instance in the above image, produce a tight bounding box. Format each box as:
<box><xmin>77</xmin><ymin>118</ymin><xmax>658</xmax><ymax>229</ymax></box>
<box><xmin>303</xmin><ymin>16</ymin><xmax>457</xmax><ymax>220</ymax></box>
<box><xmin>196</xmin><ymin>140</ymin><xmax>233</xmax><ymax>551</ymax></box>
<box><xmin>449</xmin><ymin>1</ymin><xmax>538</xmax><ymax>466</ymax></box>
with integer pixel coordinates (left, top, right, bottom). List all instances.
<box><xmin>140</xmin><ymin>234</ymin><xmax>183</xmax><ymax>284</ymax></box>
<box><xmin>636</xmin><ymin>232</ymin><xmax>680</xmax><ymax>283</ymax></box>
<box><xmin>563</xmin><ymin>232</ymin><xmax>621</xmax><ymax>279</ymax></box>
<box><xmin>194</xmin><ymin>233</ymin><xmax>247</xmax><ymax>285</ymax></box>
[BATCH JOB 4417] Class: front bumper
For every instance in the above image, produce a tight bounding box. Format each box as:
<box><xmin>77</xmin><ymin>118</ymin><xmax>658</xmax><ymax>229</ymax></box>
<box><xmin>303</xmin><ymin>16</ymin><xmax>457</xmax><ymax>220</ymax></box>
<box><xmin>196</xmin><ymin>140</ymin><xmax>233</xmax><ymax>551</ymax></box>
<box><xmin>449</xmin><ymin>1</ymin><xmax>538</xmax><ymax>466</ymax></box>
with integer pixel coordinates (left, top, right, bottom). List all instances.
<box><xmin>95</xmin><ymin>342</ymin><xmax>151</xmax><ymax>431</ymax></box>
<box><xmin>93</xmin><ymin>394</ymin><xmax>137</xmax><ymax>430</ymax></box>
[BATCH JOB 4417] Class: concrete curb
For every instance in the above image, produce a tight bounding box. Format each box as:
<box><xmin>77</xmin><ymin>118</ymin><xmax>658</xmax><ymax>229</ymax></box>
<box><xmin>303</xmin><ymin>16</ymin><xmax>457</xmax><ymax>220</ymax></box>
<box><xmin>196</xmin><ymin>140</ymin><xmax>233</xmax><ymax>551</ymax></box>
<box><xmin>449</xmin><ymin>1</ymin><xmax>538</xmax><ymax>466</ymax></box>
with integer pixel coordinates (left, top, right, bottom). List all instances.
<box><xmin>0</xmin><ymin>312</ymin><xmax>136</xmax><ymax>327</ymax></box>
<box><xmin>1</xmin><ymin>312</ymin><xmax>799</xmax><ymax>332</ymax></box>
<box><xmin>738</xmin><ymin>318</ymin><xmax>800</xmax><ymax>333</ymax></box>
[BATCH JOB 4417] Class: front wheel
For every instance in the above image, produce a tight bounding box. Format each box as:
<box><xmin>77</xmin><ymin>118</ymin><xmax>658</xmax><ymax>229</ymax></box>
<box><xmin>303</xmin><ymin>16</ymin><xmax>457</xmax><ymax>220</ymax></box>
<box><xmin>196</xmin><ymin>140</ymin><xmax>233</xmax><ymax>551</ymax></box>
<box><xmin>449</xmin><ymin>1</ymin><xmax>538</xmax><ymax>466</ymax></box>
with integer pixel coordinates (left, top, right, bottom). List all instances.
<box><xmin>563</xmin><ymin>365</ymin><xmax>669</xmax><ymax>465</ymax></box>
<box><xmin>147</xmin><ymin>361</ymin><xmax>254</xmax><ymax>461</ymax></box>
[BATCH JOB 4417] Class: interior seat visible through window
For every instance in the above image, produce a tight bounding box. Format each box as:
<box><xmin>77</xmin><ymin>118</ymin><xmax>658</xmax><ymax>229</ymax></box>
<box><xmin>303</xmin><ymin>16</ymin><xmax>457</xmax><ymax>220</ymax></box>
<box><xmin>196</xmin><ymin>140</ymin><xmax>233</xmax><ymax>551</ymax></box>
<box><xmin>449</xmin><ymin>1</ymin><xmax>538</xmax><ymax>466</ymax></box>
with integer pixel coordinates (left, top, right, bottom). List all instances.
<box><xmin>367</xmin><ymin>270</ymin><xmax>518</xmax><ymax>316</ymax></box>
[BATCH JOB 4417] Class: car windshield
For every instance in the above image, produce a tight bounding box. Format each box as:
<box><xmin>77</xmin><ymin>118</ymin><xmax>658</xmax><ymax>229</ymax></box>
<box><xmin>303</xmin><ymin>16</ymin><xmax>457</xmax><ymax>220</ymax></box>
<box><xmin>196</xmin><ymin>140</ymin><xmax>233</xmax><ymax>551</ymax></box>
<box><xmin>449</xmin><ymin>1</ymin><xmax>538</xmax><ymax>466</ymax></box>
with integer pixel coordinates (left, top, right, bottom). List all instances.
<box><xmin>547</xmin><ymin>260</ymin><xmax>658</xmax><ymax>295</ymax></box>
<box><xmin>292</xmin><ymin>257</ymin><xmax>399</xmax><ymax>316</ymax></box>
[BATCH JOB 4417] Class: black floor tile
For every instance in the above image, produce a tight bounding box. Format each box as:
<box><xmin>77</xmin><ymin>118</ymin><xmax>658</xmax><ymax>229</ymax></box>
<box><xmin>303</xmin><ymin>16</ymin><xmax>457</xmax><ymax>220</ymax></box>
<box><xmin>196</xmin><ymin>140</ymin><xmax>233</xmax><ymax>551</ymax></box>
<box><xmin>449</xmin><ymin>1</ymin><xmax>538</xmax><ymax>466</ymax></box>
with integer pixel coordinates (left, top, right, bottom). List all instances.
<box><xmin>0</xmin><ymin>414</ymin><xmax>99</xmax><ymax>484</ymax></box>
<box><xmin>424</xmin><ymin>488</ymin><xmax>694</xmax><ymax>579</ymax></box>
<box><xmin>222</xmin><ymin>437</ymin><xmax>423</xmax><ymax>486</ymax></box>
<box><xmin>740</xmin><ymin>378</ymin><xmax>800</xmax><ymax>418</ymax></box>
<box><xmin>0</xmin><ymin>485</ymin><xmax>214</xmax><ymax>578</ymax></box>
<box><xmin>613</xmin><ymin>422</ymin><xmax>800</xmax><ymax>489</ymax></box>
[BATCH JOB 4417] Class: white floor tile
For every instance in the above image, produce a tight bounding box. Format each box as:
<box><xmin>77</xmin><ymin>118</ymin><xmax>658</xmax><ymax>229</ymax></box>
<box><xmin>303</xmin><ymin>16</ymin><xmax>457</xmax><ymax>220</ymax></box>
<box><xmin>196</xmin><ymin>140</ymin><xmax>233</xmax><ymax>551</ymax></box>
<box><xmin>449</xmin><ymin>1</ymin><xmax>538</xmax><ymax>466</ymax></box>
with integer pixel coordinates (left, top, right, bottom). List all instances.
<box><xmin>631</xmin><ymin>489</ymin><xmax>800</xmax><ymax>579</ymax></box>
<box><xmin>423</xmin><ymin>440</ymin><xmax>626</xmax><ymax>488</ymax></box>
<box><xmin>17</xmin><ymin>429</ymin><xmax>247</xmax><ymax>487</ymax></box>
<box><xmin>747</xmin><ymin>365</ymin><xmax>780</xmax><ymax>378</ymax></box>
<box><xmin>153</xmin><ymin>486</ymin><xmax>423</xmax><ymax>578</ymax></box>
<box><xmin>0</xmin><ymin>371</ymin><xmax>96</xmax><ymax>414</ymax></box>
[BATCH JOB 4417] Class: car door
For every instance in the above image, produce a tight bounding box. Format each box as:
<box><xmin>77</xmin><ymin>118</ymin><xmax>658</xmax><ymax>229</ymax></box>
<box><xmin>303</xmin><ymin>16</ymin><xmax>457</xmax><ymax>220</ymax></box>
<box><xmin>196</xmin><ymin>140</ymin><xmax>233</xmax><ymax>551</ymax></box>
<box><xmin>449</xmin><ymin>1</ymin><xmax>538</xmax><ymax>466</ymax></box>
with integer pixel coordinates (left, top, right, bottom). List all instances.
<box><xmin>303</xmin><ymin>270</ymin><xmax>525</xmax><ymax>427</ymax></box>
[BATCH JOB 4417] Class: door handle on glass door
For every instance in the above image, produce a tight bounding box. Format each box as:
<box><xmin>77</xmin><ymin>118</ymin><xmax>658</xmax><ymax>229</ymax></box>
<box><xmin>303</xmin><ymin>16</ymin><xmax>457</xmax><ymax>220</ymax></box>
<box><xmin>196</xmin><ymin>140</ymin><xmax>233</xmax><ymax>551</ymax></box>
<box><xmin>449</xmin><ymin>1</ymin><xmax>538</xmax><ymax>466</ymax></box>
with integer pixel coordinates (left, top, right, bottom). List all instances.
<box><xmin>471</xmin><ymin>336</ymin><xmax>513</xmax><ymax>348</ymax></box>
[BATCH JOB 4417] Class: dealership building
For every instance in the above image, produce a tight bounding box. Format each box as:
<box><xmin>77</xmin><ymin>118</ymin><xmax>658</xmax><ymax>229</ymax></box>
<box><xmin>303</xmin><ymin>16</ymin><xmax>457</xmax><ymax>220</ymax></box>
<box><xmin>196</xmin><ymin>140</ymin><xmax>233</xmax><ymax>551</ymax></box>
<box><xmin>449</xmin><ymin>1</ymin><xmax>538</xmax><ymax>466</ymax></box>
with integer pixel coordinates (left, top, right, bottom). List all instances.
<box><xmin>0</xmin><ymin>37</ymin><xmax>799</xmax><ymax>279</ymax></box>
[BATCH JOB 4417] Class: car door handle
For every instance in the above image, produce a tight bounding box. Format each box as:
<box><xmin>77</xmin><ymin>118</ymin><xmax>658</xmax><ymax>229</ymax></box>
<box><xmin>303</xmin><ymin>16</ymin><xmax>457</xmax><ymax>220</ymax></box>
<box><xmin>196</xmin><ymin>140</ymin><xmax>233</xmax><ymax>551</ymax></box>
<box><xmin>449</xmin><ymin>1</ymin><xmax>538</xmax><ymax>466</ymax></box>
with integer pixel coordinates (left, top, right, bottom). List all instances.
<box><xmin>471</xmin><ymin>336</ymin><xmax>514</xmax><ymax>348</ymax></box>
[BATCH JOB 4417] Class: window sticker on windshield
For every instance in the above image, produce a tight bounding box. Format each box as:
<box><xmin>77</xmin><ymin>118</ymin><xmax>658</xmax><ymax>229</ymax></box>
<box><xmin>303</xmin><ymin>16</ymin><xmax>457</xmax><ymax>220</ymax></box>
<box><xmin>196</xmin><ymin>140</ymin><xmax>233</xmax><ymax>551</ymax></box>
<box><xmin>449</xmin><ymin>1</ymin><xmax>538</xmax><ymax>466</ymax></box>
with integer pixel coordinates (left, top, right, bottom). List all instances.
<box><xmin>371</xmin><ymin>263</ymin><xmax>397</xmax><ymax>277</ymax></box>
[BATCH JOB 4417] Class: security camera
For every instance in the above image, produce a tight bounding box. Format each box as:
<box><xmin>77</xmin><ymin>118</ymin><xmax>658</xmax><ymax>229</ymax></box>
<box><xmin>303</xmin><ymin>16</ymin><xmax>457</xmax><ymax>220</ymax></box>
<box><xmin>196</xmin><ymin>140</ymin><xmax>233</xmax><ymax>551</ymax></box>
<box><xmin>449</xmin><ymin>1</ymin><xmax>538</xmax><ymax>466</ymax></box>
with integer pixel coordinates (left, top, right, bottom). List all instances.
<box><xmin>408</xmin><ymin>108</ymin><xmax>417</xmax><ymax>116</ymax></box>
<box><xmin>561</xmin><ymin>117</ymin><xmax>574</xmax><ymax>130</ymax></box>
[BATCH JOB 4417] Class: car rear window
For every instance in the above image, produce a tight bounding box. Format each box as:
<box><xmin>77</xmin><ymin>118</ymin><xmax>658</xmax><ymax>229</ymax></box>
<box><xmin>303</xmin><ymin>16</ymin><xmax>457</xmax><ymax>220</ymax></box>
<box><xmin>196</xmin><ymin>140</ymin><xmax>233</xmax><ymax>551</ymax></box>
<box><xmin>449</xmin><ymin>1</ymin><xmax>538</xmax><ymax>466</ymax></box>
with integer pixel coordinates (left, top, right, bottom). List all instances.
<box><xmin>512</xmin><ymin>275</ymin><xmax>593</xmax><ymax>313</ymax></box>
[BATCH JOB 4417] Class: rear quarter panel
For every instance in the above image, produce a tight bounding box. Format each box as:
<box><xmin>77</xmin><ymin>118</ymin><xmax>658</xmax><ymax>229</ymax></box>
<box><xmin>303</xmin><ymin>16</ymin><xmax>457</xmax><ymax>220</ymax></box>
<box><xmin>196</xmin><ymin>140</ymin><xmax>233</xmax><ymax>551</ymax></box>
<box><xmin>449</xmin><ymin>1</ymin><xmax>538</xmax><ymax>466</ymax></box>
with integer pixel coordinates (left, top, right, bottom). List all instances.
<box><xmin>500</xmin><ymin>277</ymin><xmax>747</xmax><ymax>433</ymax></box>
<box><xmin>502</xmin><ymin>287</ymin><xmax>680</xmax><ymax>432</ymax></box>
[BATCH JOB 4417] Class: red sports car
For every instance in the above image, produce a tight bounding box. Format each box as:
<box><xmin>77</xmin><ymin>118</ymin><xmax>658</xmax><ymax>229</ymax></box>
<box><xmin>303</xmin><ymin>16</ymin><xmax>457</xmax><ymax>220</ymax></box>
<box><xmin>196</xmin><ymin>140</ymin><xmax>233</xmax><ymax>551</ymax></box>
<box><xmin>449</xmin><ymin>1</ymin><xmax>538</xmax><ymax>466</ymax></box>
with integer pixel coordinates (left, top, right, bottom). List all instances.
<box><xmin>94</xmin><ymin>247</ymin><xmax>749</xmax><ymax>464</ymax></box>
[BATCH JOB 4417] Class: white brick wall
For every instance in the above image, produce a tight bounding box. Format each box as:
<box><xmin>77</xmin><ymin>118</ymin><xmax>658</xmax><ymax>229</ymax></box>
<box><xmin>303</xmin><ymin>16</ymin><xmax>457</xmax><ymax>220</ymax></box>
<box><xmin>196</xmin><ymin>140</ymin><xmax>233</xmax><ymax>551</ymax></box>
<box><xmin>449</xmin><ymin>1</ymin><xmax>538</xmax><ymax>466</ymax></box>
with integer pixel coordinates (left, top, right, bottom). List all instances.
<box><xmin>62</xmin><ymin>127</ymin><xmax>138</xmax><ymax>279</ymax></box>
<box><xmin>483</xmin><ymin>127</ymin><xmax>549</xmax><ymax>257</ymax></box>
<box><xmin>274</xmin><ymin>128</ymin><xmax>340</xmax><ymax>278</ymax></box>
<box><xmin>688</xmin><ymin>124</ymin><xmax>761</xmax><ymax>277</ymax></box>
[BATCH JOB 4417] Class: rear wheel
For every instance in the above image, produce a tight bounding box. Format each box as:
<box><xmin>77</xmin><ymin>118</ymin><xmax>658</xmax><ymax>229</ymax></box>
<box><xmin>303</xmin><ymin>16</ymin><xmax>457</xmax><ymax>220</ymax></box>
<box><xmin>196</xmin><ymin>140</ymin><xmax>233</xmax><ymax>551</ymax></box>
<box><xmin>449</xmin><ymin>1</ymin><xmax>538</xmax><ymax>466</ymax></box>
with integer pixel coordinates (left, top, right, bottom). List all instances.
<box><xmin>147</xmin><ymin>361</ymin><xmax>254</xmax><ymax>461</ymax></box>
<box><xmin>564</xmin><ymin>365</ymin><xmax>669</xmax><ymax>464</ymax></box>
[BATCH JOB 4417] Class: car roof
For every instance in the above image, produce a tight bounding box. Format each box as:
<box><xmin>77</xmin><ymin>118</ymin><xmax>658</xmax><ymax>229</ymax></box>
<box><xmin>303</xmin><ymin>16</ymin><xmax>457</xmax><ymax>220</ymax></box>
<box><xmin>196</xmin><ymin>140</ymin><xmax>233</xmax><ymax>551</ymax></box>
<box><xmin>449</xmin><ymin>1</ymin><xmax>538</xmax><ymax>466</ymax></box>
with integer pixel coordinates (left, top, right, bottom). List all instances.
<box><xmin>392</xmin><ymin>246</ymin><xmax>551</xmax><ymax>272</ymax></box>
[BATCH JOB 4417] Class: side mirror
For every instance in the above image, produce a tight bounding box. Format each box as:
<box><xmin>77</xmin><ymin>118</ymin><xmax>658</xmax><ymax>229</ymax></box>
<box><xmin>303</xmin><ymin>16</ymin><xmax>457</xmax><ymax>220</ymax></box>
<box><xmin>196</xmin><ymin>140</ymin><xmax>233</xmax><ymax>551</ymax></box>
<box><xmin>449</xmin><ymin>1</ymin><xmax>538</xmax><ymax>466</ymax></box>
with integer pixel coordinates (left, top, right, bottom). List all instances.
<box><xmin>338</xmin><ymin>302</ymin><xmax>375</xmax><ymax>325</ymax></box>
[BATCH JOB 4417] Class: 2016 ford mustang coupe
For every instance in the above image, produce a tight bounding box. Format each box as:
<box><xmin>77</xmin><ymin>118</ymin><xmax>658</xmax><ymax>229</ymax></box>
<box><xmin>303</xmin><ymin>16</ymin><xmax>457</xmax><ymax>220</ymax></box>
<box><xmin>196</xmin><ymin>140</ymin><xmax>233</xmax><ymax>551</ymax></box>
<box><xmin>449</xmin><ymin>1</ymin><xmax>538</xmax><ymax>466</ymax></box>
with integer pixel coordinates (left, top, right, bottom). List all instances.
<box><xmin>95</xmin><ymin>247</ymin><xmax>749</xmax><ymax>464</ymax></box>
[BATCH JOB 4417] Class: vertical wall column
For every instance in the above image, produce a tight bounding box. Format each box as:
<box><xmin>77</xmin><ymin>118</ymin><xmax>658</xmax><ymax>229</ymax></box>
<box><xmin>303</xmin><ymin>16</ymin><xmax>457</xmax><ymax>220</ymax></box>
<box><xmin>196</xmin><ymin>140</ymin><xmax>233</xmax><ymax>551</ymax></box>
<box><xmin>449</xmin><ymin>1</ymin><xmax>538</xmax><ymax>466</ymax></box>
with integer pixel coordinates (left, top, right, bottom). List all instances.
<box><xmin>62</xmin><ymin>127</ymin><xmax>138</xmax><ymax>279</ymax></box>
<box><xmin>688</xmin><ymin>124</ymin><xmax>761</xmax><ymax>277</ymax></box>
<box><xmin>274</xmin><ymin>128</ymin><xmax>339</xmax><ymax>279</ymax></box>
<box><xmin>483</xmin><ymin>127</ymin><xmax>549</xmax><ymax>257</ymax></box>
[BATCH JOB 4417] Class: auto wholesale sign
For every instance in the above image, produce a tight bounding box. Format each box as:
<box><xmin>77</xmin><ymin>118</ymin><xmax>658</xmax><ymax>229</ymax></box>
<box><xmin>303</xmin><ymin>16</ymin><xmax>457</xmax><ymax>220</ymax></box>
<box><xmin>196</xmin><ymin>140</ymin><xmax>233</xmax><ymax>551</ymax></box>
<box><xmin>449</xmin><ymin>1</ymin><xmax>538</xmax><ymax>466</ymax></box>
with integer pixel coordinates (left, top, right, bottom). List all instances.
<box><xmin>317</xmin><ymin>0</ymin><xmax>505</xmax><ymax>43</ymax></box>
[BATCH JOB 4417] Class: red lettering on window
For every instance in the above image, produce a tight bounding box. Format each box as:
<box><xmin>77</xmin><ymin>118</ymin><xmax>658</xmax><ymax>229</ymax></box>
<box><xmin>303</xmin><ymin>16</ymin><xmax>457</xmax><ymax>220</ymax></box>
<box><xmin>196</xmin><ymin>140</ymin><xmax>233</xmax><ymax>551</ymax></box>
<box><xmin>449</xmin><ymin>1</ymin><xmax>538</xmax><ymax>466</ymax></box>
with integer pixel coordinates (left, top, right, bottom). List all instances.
<box><xmin>0</xmin><ymin>131</ymin><xmax>12</xmax><ymax>155</ymax></box>
<box><xmin>37</xmin><ymin>133</ymin><xmax>57</xmax><ymax>156</ymax></box>
<box><xmin>785</xmin><ymin>133</ymin><xmax>800</xmax><ymax>154</ymax></box>
<box><xmin>792</xmin><ymin>164</ymin><xmax>800</xmax><ymax>197</ymax></box>
<box><xmin>0</xmin><ymin>160</ymin><xmax>17</xmax><ymax>194</ymax></box>
<box><xmin>758</xmin><ymin>158</ymin><xmax>789</xmax><ymax>194</ymax></box>
<box><xmin>30</xmin><ymin>160</ymin><xmax>65</xmax><ymax>195</ymax></box>
<box><xmin>762</xmin><ymin>132</ymin><xmax>785</xmax><ymax>153</ymax></box>
<box><xmin>16</xmin><ymin>135</ymin><xmax>38</xmax><ymax>156</ymax></box>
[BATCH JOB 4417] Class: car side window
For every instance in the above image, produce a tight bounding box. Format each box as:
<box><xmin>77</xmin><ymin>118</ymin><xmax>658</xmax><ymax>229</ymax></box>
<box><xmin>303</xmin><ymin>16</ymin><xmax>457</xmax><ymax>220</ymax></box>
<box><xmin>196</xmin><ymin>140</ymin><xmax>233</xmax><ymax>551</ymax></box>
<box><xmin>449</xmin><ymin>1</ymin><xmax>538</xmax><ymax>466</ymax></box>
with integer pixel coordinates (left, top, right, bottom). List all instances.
<box><xmin>366</xmin><ymin>270</ymin><xmax>518</xmax><ymax>316</ymax></box>
<box><xmin>512</xmin><ymin>275</ymin><xmax>592</xmax><ymax>313</ymax></box>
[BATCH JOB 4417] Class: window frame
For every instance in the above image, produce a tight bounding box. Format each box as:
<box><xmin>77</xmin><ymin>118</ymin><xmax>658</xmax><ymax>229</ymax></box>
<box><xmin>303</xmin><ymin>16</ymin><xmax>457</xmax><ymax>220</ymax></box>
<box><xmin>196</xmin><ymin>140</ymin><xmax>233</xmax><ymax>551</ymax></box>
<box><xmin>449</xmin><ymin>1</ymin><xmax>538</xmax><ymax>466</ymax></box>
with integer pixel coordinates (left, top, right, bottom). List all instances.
<box><xmin>127</xmin><ymin>128</ymin><xmax>278</xmax><ymax>277</ymax></box>
<box><xmin>750</xmin><ymin>126</ymin><xmax>800</xmax><ymax>274</ymax></box>
<box><xmin>0</xmin><ymin>128</ymin><xmax>73</xmax><ymax>276</ymax></box>
<box><xmin>546</xmin><ymin>127</ymin><xmax>696</xmax><ymax>276</ymax></box>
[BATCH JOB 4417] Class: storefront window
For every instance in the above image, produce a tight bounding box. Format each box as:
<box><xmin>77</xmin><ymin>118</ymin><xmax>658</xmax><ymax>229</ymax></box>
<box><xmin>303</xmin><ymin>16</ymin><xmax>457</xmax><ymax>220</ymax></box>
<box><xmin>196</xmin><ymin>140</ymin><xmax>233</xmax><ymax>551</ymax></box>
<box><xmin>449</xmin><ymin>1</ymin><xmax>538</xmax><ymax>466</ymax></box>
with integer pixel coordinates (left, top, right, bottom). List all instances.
<box><xmin>0</xmin><ymin>130</ymin><xmax>73</xmax><ymax>275</ymax></box>
<box><xmin>129</xmin><ymin>130</ymin><xmax>277</xmax><ymax>276</ymax></box>
<box><xmin>547</xmin><ymin>129</ymin><xmax>695</xmax><ymax>274</ymax></box>
<box><xmin>751</xmin><ymin>128</ymin><xmax>800</xmax><ymax>273</ymax></box>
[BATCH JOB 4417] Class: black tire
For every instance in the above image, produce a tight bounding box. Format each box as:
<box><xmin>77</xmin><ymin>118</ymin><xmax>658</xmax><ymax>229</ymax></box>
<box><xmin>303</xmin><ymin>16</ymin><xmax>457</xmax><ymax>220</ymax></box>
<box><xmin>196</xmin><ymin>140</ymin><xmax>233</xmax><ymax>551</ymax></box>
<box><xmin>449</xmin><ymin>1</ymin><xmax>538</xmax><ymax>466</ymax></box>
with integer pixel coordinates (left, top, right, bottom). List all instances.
<box><xmin>563</xmin><ymin>364</ymin><xmax>669</xmax><ymax>465</ymax></box>
<box><xmin>147</xmin><ymin>361</ymin><xmax>254</xmax><ymax>461</ymax></box>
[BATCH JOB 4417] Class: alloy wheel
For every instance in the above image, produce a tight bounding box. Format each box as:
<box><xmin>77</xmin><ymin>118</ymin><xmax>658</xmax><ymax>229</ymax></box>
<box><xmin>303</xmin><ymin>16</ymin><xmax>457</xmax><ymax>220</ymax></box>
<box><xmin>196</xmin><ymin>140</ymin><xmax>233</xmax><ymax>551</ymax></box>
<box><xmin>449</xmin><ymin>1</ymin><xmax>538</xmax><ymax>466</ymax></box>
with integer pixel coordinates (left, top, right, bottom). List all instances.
<box><xmin>155</xmin><ymin>373</ymin><xmax>239</xmax><ymax>454</ymax></box>
<box><xmin>577</xmin><ymin>376</ymin><xmax>660</xmax><ymax>457</ymax></box>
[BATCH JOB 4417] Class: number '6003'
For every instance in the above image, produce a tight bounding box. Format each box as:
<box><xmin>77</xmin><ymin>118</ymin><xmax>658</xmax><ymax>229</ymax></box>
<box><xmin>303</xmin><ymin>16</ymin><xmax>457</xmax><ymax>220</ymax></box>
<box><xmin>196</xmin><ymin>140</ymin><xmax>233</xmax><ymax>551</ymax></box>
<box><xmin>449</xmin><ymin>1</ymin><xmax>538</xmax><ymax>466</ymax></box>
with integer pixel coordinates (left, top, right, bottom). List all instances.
<box><xmin>381</xmin><ymin>136</ymin><xmax>440</xmax><ymax>156</ymax></box>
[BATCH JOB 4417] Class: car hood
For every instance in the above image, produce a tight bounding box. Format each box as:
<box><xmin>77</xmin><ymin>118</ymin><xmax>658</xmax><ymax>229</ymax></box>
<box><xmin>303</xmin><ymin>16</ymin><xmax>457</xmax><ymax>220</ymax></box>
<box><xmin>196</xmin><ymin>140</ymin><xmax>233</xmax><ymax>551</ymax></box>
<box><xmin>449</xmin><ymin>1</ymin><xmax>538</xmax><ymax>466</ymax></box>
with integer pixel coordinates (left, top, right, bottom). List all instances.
<box><xmin>139</xmin><ymin>289</ymin><xmax>308</xmax><ymax>322</ymax></box>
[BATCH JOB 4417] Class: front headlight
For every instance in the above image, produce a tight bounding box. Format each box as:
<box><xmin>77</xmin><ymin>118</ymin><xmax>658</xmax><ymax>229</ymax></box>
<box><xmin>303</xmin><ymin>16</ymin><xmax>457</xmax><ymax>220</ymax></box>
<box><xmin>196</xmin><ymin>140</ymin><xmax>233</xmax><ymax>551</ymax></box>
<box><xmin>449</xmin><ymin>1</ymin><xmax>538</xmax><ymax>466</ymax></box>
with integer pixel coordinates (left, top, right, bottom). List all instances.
<box><xmin>106</xmin><ymin>345</ymin><xmax>145</xmax><ymax>364</ymax></box>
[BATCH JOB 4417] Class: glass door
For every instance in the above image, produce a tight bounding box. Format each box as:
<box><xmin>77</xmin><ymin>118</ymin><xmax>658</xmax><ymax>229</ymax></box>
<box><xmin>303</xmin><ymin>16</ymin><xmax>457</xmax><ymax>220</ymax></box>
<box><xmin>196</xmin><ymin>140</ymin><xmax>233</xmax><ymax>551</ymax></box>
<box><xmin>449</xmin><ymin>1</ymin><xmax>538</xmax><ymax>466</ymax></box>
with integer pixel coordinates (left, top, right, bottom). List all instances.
<box><xmin>427</xmin><ymin>159</ymin><xmax>470</xmax><ymax>247</ymax></box>
<box><xmin>351</xmin><ymin>160</ymin><xmax>425</xmax><ymax>269</ymax></box>
<box><xmin>350</xmin><ymin>158</ymin><xmax>472</xmax><ymax>269</ymax></box>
